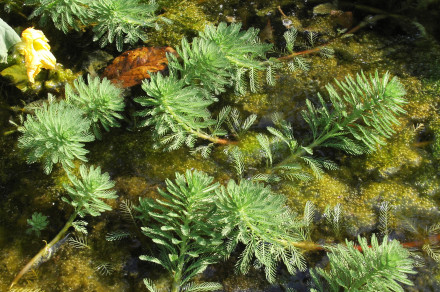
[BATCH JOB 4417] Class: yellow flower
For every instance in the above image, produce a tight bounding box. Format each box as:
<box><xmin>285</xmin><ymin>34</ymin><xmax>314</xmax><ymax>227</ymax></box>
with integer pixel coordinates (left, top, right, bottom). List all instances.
<box><xmin>21</xmin><ymin>27</ymin><xmax>56</xmax><ymax>83</ymax></box>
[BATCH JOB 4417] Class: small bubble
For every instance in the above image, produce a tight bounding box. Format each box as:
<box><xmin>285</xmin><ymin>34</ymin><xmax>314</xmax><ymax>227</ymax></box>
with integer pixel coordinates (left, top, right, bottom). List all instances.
<box><xmin>282</xmin><ymin>19</ymin><xmax>292</xmax><ymax>27</ymax></box>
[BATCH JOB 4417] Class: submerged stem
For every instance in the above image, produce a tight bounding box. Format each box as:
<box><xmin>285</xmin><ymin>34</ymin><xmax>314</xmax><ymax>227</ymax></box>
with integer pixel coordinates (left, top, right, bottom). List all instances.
<box><xmin>165</xmin><ymin>104</ymin><xmax>229</xmax><ymax>145</ymax></box>
<box><xmin>10</xmin><ymin>211</ymin><xmax>78</xmax><ymax>288</ymax></box>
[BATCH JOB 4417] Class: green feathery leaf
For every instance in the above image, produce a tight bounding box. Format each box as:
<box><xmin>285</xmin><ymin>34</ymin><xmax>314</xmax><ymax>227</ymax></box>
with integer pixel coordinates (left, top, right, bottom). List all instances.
<box><xmin>135</xmin><ymin>72</ymin><xmax>223</xmax><ymax>150</ymax></box>
<box><xmin>262</xmin><ymin>71</ymin><xmax>406</xmax><ymax>182</ymax></box>
<box><xmin>216</xmin><ymin>179</ymin><xmax>306</xmax><ymax>283</ymax></box>
<box><xmin>311</xmin><ymin>234</ymin><xmax>416</xmax><ymax>292</ymax></box>
<box><xmin>72</xmin><ymin>220</ymin><xmax>88</xmax><ymax>234</ymax></box>
<box><xmin>62</xmin><ymin>164</ymin><xmax>117</xmax><ymax>217</ymax></box>
<box><xmin>68</xmin><ymin>234</ymin><xmax>90</xmax><ymax>249</ymax></box>
<box><xmin>26</xmin><ymin>0</ymin><xmax>90</xmax><ymax>33</ymax></box>
<box><xmin>26</xmin><ymin>212</ymin><xmax>49</xmax><ymax>237</ymax></box>
<box><xmin>90</xmin><ymin>0</ymin><xmax>164</xmax><ymax>51</ymax></box>
<box><xmin>137</xmin><ymin>170</ymin><xmax>225</xmax><ymax>290</ymax></box>
<box><xmin>65</xmin><ymin>74</ymin><xmax>125</xmax><ymax>140</ymax></box>
<box><xmin>18</xmin><ymin>97</ymin><xmax>94</xmax><ymax>174</ymax></box>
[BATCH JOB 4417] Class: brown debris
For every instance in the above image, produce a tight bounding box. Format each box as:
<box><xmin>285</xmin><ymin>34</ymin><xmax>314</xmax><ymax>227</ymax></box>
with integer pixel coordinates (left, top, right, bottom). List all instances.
<box><xmin>102</xmin><ymin>47</ymin><xmax>178</xmax><ymax>88</ymax></box>
<box><xmin>331</xmin><ymin>10</ymin><xmax>354</xmax><ymax>29</ymax></box>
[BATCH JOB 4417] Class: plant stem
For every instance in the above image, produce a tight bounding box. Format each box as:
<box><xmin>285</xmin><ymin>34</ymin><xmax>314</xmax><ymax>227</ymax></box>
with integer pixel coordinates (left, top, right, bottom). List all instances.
<box><xmin>273</xmin><ymin>104</ymin><xmax>366</xmax><ymax>171</ymax></box>
<box><xmin>165</xmin><ymin>104</ymin><xmax>229</xmax><ymax>145</ymax></box>
<box><xmin>171</xmin><ymin>221</ymin><xmax>189</xmax><ymax>292</ymax></box>
<box><xmin>276</xmin><ymin>4</ymin><xmax>388</xmax><ymax>62</ymax></box>
<box><xmin>10</xmin><ymin>211</ymin><xmax>78</xmax><ymax>288</ymax></box>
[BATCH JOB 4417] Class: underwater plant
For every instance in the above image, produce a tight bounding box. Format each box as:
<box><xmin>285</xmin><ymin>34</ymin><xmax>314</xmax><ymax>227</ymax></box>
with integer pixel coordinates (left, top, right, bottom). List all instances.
<box><xmin>25</xmin><ymin>0</ymin><xmax>90</xmax><ymax>33</ymax></box>
<box><xmin>167</xmin><ymin>22</ymin><xmax>273</xmax><ymax>94</ymax></box>
<box><xmin>61</xmin><ymin>164</ymin><xmax>117</xmax><ymax>218</ymax></box>
<box><xmin>3</xmin><ymin>0</ymin><xmax>436</xmax><ymax>288</ymax></box>
<box><xmin>137</xmin><ymin>170</ymin><xmax>224</xmax><ymax>292</ymax></box>
<box><xmin>256</xmin><ymin>71</ymin><xmax>407</xmax><ymax>182</ymax></box>
<box><xmin>25</xmin><ymin>0</ymin><xmax>167</xmax><ymax>51</ymax></box>
<box><xmin>89</xmin><ymin>0</ymin><xmax>166</xmax><ymax>52</ymax></box>
<box><xmin>10</xmin><ymin>164</ymin><xmax>117</xmax><ymax>287</ymax></box>
<box><xmin>310</xmin><ymin>234</ymin><xmax>416</xmax><ymax>291</ymax></box>
<box><xmin>216</xmin><ymin>179</ymin><xmax>307</xmax><ymax>283</ymax></box>
<box><xmin>26</xmin><ymin>212</ymin><xmax>49</xmax><ymax>237</ymax></box>
<box><xmin>135</xmin><ymin>72</ymin><xmax>228</xmax><ymax>152</ymax></box>
<box><xmin>65</xmin><ymin>74</ymin><xmax>125</xmax><ymax>139</ymax></box>
<box><xmin>18</xmin><ymin>96</ymin><xmax>94</xmax><ymax>174</ymax></box>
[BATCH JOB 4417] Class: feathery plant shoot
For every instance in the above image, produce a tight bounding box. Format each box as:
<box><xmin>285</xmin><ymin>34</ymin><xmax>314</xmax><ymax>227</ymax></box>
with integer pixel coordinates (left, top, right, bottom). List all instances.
<box><xmin>25</xmin><ymin>0</ymin><xmax>91</xmax><ymax>33</ymax></box>
<box><xmin>310</xmin><ymin>234</ymin><xmax>416</xmax><ymax>292</ymax></box>
<box><xmin>25</xmin><ymin>0</ymin><xmax>166</xmax><ymax>51</ymax></box>
<box><xmin>11</xmin><ymin>164</ymin><xmax>117</xmax><ymax>288</ymax></box>
<box><xmin>26</xmin><ymin>212</ymin><xmax>49</xmax><ymax>237</ymax></box>
<box><xmin>216</xmin><ymin>179</ymin><xmax>307</xmax><ymax>283</ymax></box>
<box><xmin>62</xmin><ymin>164</ymin><xmax>117</xmax><ymax>217</ymax></box>
<box><xmin>65</xmin><ymin>74</ymin><xmax>125</xmax><ymax>139</ymax></box>
<box><xmin>18</xmin><ymin>96</ymin><xmax>94</xmax><ymax>174</ymax></box>
<box><xmin>257</xmin><ymin>71</ymin><xmax>407</xmax><ymax>182</ymax></box>
<box><xmin>137</xmin><ymin>170</ymin><xmax>224</xmax><ymax>292</ymax></box>
<box><xmin>167</xmin><ymin>22</ymin><xmax>273</xmax><ymax>94</ymax></box>
<box><xmin>89</xmin><ymin>0</ymin><xmax>165</xmax><ymax>51</ymax></box>
<box><xmin>135</xmin><ymin>72</ymin><xmax>228</xmax><ymax>152</ymax></box>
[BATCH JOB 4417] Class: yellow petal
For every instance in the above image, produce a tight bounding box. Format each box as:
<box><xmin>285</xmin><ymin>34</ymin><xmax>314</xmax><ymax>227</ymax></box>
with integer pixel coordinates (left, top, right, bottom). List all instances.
<box><xmin>21</xmin><ymin>27</ymin><xmax>56</xmax><ymax>83</ymax></box>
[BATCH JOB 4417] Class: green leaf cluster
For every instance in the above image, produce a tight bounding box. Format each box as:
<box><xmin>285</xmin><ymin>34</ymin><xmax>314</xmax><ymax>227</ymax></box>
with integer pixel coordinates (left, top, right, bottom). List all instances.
<box><xmin>25</xmin><ymin>0</ymin><xmax>166</xmax><ymax>51</ymax></box>
<box><xmin>135</xmin><ymin>72</ymin><xmax>223</xmax><ymax>152</ymax></box>
<box><xmin>26</xmin><ymin>212</ymin><xmax>49</xmax><ymax>237</ymax></box>
<box><xmin>62</xmin><ymin>164</ymin><xmax>117</xmax><ymax>217</ymax></box>
<box><xmin>26</xmin><ymin>0</ymin><xmax>90</xmax><ymax>33</ymax></box>
<box><xmin>137</xmin><ymin>170</ymin><xmax>224</xmax><ymax>291</ymax></box>
<box><xmin>89</xmin><ymin>0</ymin><xmax>163</xmax><ymax>52</ymax></box>
<box><xmin>311</xmin><ymin>234</ymin><xmax>416</xmax><ymax>292</ymax></box>
<box><xmin>167</xmin><ymin>22</ymin><xmax>272</xmax><ymax>94</ymax></box>
<box><xmin>216</xmin><ymin>179</ymin><xmax>306</xmax><ymax>283</ymax></box>
<box><xmin>18</xmin><ymin>97</ymin><xmax>95</xmax><ymax>174</ymax></box>
<box><xmin>257</xmin><ymin>71</ymin><xmax>407</xmax><ymax>181</ymax></box>
<box><xmin>135</xmin><ymin>169</ymin><xmax>316</xmax><ymax>290</ymax></box>
<box><xmin>65</xmin><ymin>74</ymin><xmax>125</xmax><ymax>139</ymax></box>
<box><xmin>134</xmin><ymin>22</ymin><xmax>271</xmax><ymax>152</ymax></box>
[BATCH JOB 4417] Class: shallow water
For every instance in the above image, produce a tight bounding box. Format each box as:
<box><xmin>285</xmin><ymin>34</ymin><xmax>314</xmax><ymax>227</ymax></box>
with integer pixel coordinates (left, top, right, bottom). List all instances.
<box><xmin>1</xmin><ymin>0</ymin><xmax>440</xmax><ymax>291</ymax></box>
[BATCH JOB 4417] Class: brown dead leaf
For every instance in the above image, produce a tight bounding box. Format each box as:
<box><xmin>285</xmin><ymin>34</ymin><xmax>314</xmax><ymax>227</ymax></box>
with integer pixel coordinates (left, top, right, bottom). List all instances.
<box><xmin>102</xmin><ymin>47</ymin><xmax>178</xmax><ymax>88</ymax></box>
<box><xmin>331</xmin><ymin>11</ymin><xmax>354</xmax><ymax>29</ymax></box>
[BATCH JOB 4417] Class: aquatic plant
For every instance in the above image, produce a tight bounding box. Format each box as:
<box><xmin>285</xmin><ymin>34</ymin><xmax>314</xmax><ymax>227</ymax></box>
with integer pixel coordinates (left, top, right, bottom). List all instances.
<box><xmin>89</xmin><ymin>0</ymin><xmax>166</xmax><ymax>52</ymax></box>
<box><xmin>25</xmin><ymin>0</ymin><xmax>90</xmax><ymax>33</ymax></box>
<box><xmin>256</xmin><ymin>71</ymin><xmax>407</xmax><ymax>182</ymax></box>
<box><xmin>62</xmin><ymin>164</ymin><xmax>117</xmax><ymax>217</ymax></box>
<box><xmin>167</xmin><ymin>22</ymin><xmax>272</xmax><ymax>94</ymax></box>
<box><xmin>283</xmin><ymin>26</ymin><xmax>311</xmax><ymax>72</ymax></box>
<box><xmin>137</xmin><ymin>170</ymin><xmax>224</xmax><ymax>292</ymax></box>
<box><xmin>26</xmin><ymin>212</ymin><xmax>49</xmax><ymax>237</ymax></box>
<box><xmin>310</xmin><ymin>234</ymin><xmax>416</xmax><ymax>291</ymax></box>
<box><xmin>216</xmin><ymin>179</ymin><xmax>307</xmax><ymax>283</ymax></box>
<box><xmin>10</xmin><ymin>164</ymin><xmax>117</xmax><ymax>287</ymax></box>
<box><xmin>65</xmin><ymin>74</ymin><xmax>125</xmax><ymax>139</ymax></box>
<box><xmin>135</xmin><ymin>72</ymin><xmax>228</xmax><ymax>152</ymax></box>
<box><xmin>25</xmin><ymin>0</ymin><xmax>167</xmax><ymax>51</ymax></box>
<box><xmin>18</xmin><ymin>96</ymin><xmax>94</xmax><ymax>174</ymax></box>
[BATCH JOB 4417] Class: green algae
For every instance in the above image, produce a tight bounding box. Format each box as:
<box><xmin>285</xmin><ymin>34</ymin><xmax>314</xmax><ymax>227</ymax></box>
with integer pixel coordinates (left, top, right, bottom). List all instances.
<box><xmin>147</xmin><ymin>1</ymin><xmax>213</xmax><ymax>47</ymax></box>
